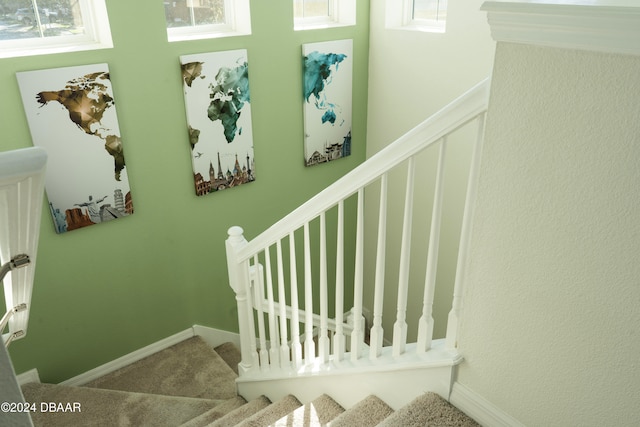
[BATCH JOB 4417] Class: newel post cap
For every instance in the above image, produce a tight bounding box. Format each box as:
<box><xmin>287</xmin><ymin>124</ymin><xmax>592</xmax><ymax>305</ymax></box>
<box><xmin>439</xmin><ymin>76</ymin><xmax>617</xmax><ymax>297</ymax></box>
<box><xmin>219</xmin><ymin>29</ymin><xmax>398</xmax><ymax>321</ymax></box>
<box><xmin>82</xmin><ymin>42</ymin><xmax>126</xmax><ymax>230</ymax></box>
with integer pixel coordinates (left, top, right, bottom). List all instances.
<box><xmin>227</xmin><ymin>226</ymin><xmax>244</xmax><ymax>240</ymax></box>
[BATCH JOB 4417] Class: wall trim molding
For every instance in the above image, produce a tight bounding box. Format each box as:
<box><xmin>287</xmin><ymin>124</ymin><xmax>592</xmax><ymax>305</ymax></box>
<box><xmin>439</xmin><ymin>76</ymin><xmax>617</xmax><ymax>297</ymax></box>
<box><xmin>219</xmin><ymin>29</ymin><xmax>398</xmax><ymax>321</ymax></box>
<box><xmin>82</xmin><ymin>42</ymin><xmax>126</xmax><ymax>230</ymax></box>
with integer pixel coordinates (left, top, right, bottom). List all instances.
<box><xmin>481</xmin><ymin>1</ymin><xmax>640</xmax><ymax>56</ymax></box>
<box><xmin>58</xmin><ymin>325</ymin><xmax>239</xmax><ymax>386</ymax></box>
<box><xmin>16</xmin><ymin>368</ymin><xmax>40</xmax><ymax>386</ymax></box>
<box><xmin>450</xmin><ymin>382</ymin><xmax>526</xmax><ymax>427</ymax></box>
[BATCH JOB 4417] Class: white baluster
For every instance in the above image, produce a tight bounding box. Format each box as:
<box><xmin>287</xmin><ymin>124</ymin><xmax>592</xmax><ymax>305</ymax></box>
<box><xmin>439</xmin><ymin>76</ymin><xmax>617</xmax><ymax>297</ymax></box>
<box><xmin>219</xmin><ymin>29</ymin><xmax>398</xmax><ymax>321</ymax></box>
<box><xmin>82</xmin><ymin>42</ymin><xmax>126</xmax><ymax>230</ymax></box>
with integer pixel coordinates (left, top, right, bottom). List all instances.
<box><xmin>350</xmin><ymin>189</ymin><xmax>365</xmax><ymax>362</ymax></box>
<box><xmin>225</xmin><ymin>226</ymin><xmax>259</xmax><ymax>375</ymax></box>
<box><xmin>318</xmin><ymin>212</ymin><xmax>330</xmax><ymax>364</ymax></box>
<box><xmin>392</xmin><ymin>157</ymin><xmax>416</xmax><ymax>358</ymax></box>
<box><xmin>303</xmin><ymin>222</ymin><xmax>316</xmax><ymax>365</ymax></box>
<box><xmin>264</xmin><ymin>246</ymin><xmax>280</xmax><ymax>368</ymax></box>
<box><xmin>417</xmin><ymin>139</ymin><xmax>447</xmax><ymax>354</ymax></box>
<box><xmin>446</xmin><ymin>114</ymin><xmax>486</xmax><ymax>349</ymax></box>
<box><xmin>333</xmin><ymin>201</ymin><xmax>346</xmax><ymax>362</ymax></box>
<box><xmin>253</xmin><ymin>255</ymin><xmax>270</xmax><ymax>370</ymax></box>
<box><xmin>276</xmin><ymin>240</ymin><xmax>290</xmax><ymax>369</ymax></box>
<box><xmin>370</xmin><ymin>174</ymin><xmax>388</xmax><ymax>360</ymax></box>
<box><xmin>289</xmin><ymin>232</ymin><xmax>303</xmax><ymax>367</ymax></box>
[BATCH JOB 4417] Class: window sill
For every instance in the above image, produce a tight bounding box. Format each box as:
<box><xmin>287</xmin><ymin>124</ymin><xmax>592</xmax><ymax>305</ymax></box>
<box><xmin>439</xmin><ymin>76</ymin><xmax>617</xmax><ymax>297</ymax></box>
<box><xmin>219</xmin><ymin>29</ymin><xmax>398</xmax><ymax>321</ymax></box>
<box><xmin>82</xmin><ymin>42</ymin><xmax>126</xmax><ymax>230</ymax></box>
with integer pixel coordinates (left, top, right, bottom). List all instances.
<box><xmin>389</xmin><ymin>21</ymin><xmax>446</xmax><ymax>34</ymax></box>
<box><xmin>0</xmin><ymin>38</ymin><xmax>113</xmax><ymax>60</ymax></box>
<box><xmin>294</xmin><ymin>21</ymin><xmax>354</xmax><ymax>31</ymax></box>
<box><xmin>168</xmin><ymin>29</ymin><xmax>251</xmax><ymax>43</ymax></box>
<box><xmin>167</xmin><ymin>20</ymin><xmax>252</xmax><ymax>42</ymax></box>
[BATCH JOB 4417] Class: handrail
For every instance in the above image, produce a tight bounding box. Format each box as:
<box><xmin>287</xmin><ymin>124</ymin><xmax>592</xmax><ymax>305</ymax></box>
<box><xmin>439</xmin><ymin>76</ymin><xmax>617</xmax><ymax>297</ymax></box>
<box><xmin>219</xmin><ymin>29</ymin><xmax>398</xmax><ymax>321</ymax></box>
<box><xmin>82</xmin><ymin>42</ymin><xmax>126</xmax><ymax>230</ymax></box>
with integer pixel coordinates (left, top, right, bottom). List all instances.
<box><xmin>235</xmin><ymin>78</ymin><xmax>491</xmax><ymax>262</ymax></box>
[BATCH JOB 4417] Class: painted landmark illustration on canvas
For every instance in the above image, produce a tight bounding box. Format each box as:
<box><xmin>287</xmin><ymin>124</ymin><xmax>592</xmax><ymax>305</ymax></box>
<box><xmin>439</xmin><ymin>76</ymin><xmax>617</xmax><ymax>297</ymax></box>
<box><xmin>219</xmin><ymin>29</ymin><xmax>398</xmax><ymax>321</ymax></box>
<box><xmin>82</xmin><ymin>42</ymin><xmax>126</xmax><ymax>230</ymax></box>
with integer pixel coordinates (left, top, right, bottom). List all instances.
<box><xmin>17</xmin><ymin>64</ymin><xmax>134</xmax><ymax>234</ymax></box>
<box><xmin>303</xmin><ymin>39</ymin><xmax>353</xmax><ymax>167</ymax></box>
<box><xmin>180</xmin><ymin>49</ymin><xmax>255</xmax><ymax>196</ymax></box>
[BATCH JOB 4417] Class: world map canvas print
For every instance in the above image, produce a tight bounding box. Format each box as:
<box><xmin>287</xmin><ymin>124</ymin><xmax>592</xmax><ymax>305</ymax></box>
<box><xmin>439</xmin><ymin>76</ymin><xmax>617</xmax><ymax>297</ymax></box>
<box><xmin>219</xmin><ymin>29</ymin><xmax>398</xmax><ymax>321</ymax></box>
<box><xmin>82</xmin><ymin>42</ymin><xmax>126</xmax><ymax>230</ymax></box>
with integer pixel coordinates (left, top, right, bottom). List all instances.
<box><xmin>180</xmin><ymin>49</ymin><xmax>255</xmax><ymax>196</ymax></box>
<box><xmin>17</xmin><ymin>64</ymin><xmax>134</xmax><ymax>234</ymax></box>
<box><xmin>303</xmin><ymin>39</ymin><xmax>353</xmax><ymax>167</ymax></box>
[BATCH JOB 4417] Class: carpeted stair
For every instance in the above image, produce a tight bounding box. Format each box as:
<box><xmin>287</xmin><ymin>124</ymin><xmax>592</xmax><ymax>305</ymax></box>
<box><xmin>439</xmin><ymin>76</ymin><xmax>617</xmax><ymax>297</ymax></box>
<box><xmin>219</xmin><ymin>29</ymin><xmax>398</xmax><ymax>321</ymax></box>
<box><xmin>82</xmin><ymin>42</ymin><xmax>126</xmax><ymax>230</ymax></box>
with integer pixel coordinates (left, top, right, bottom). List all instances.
<box><xmin>20</xmin><ymin>336</ymin><xmax>479</xmax><ymax>426</ymax></box>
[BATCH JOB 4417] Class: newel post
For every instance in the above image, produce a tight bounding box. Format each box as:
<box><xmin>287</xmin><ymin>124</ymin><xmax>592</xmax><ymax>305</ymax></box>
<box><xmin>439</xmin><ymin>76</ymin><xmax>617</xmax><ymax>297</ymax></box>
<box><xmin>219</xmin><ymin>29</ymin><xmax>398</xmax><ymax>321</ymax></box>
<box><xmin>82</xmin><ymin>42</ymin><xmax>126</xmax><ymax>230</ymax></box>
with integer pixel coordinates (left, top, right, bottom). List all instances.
<box><xmin>226</xmin><ymin>226</ymin><xmax>258</xmax><ymax>375</ymax></box>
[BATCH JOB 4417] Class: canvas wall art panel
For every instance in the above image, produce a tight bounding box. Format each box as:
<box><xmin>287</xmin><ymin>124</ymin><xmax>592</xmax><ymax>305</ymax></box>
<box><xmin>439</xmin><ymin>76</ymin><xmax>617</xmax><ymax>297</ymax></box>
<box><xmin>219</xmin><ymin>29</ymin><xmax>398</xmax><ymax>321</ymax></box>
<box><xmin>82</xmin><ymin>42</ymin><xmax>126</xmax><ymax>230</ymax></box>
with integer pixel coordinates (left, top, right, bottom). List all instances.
<box><xmin>180</xmin><ymin>49</ymin><xmax>255</xmax><ymax>196</ymax></box>
<box><xmin>17</xmin><ymin>64</ymin><xmax>134</xmax><ymax>234</ymax></box>
<box><xmin>303</xmin><ymin>39</ymin><xmax>353</xmax><ymax>167</ymax></box>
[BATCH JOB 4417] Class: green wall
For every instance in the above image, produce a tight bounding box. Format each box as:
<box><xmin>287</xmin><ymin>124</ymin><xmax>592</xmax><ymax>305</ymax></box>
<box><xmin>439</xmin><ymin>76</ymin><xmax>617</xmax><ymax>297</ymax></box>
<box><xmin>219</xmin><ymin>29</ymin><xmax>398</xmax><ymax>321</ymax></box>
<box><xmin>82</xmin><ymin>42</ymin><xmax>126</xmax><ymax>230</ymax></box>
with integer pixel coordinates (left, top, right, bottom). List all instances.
<box><xmin>1</xmin><ymin>1</ymin><xmax>369</xmax><ymax>383</ymax></box>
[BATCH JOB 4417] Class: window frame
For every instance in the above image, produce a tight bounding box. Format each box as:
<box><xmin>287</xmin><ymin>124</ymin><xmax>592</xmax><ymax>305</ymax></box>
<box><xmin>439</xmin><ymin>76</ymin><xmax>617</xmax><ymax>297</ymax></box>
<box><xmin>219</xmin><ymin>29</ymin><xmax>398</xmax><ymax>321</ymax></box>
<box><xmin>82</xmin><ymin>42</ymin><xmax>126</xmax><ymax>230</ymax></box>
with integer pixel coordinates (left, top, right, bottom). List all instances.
<box><xmin>166</xmin><ymin>0</ymin><xmax>252</xmax><ymax>42</ymax></box>
<box><xmin>0</xmin><ymin>0</ymin><xmax>113</xmax><ymax>59</ymax></box>
<box><xmin>294</xmin><ymin>0</ymin><xmax>355</xmax><ymax>31</ymax></box>
<box><xmin>386</xmin><ymin>0</ymin><xmax>447</xmax><ymax>33</ymax></box>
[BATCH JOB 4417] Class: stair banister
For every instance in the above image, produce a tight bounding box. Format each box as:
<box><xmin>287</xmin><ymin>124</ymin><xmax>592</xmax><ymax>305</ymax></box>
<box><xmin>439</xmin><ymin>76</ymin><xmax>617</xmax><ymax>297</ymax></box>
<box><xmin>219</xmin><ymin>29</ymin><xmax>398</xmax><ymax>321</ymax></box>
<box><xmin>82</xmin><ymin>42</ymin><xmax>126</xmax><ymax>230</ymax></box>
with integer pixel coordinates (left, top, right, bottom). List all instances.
<box><xmin>333</xmin><ymin>200</ymin><xmax>346</xmax><ymax>361</ymax></box>
<box><xmin>303</xmin><ymin>223</ymin><xmax>315</xmax><ymax>365</ymax></box>
<box><xmin>350</xmin><ymin>188</ymin><xmax>365</xmax><ymax>361</ymax></box>
<box><xmin>369</xmin><ymin>173</ymin><xmax>388</xmax><ymax>359</ymax></box>
<box><xmin>0</xmin><ymin>147</ymin><xmax>47</xmax><ymax>347</ymax></box>
<box><xmin>318</xmin><ymin>212</ymin><xmax>330</xmax><ymax>364</ymax></box>
<box><xmin>445</xmin><ymin>113</ymin><xmax>487</xmax><ymax>350</ymax></box>
<box><xmin>288</xmin><ymin>232</ymin><xmax>303</xmax><ymax>368</ymax></box>
<box><xmin>226</xmin><ymin>77</ymin><xmax>490</xmax><ymax>380</ymax></box>
<box><xmin>417</xmin><ymin>138</ymin><xmax>447</xmax><ymax>353</ymax></box>
<box><xmin>392</xmin><ymin>157</ymin><xmax>416</xmax><ymax>358</ymax></box>
<box><xmin>275</xmin><ymin>240</ymin><xmax>291</xmax><ymax>369</ymax></box>
<box><xmin>263</xmin><ymin>247</ymin><xmax>280</xmax><ymax>367</ymax></box>
<box><xmin>232</xmin><ymin>78</ymin><xmax>491</xmax><ymax>264</ymax></box>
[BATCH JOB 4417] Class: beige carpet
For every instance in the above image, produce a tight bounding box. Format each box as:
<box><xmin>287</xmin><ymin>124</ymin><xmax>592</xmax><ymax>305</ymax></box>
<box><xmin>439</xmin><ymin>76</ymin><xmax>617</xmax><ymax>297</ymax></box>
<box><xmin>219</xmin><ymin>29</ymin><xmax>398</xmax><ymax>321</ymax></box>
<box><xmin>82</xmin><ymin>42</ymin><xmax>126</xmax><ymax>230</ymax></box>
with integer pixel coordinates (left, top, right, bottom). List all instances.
<box><xmin>272</xmin><ymin>394</ymin><xmax>345</xmax><ymax>426</ymax></box>
<box><xmin>214</xmin><ymin>342</ymin><xmax>241</xmax><ymax>375</ymax></box>
<box><xmin>328</xmin><ymin>395</ymin><xmax>394</xmax><ymax>427</ymax></box>
<box><xmin>22</xmin><ymin>382</ymin><xmax>221</xmax><ymax>427</ymax></box>
<box><xmin>83</xmin><ymin>336</ymin><xmax>237</xmax><ymax>400</ymax></box>
<box><xmin>180</xmin><ymin>396</ymin><xmax>247</xmax><ymax>427</ymax></box>
<box><xmin>208</xmin><ymin>395</ymin><xmax>271</xmax><ymax>427</ymax></box>
<box><xmin>21</xmin><ymin>336</ymin><xmax>481</xmax><ymax>426</ymax></box>
<box><xmin>378</xmin><ymin>392</ymin><xmax>480</xmax><ymax>427</ymax></box>
<box><xmin>237</xmin><ymin>394</ymin><xmax>302</xmax><ymax>427</ymax></box>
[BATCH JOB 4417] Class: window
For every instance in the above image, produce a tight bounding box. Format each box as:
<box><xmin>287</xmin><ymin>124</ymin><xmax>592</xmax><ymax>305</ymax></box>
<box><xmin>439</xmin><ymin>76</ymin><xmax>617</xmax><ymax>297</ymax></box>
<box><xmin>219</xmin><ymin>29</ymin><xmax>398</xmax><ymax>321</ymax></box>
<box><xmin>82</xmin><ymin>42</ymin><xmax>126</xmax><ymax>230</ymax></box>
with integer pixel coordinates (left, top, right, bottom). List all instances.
<box><xmin>164</xmin><ymin>0</ymin><xmax>251</xmax><ymax>42</ymax></box>
<box><xmin>386</xmin><ymin>0</ymin><xmax>447</xmax><ymax>33</ymax></box>
<box><xmin>294</xmin><ymin>0</ymin><xmax>330</xmax><ymax>24</ymax></box>
<box><xmin>412</xmin><ymin>0</ymin><xmax>447</xmax><ymax>27</ymax></box>
<box><xmin>293</xmin><ymin>0</ymin><xmax>355</xmax><ymax>31</ymax></box>
<box><xmin>0</xmin><ymin>0</ymin><xmax>113</xmax><ymax>59</ymax></box>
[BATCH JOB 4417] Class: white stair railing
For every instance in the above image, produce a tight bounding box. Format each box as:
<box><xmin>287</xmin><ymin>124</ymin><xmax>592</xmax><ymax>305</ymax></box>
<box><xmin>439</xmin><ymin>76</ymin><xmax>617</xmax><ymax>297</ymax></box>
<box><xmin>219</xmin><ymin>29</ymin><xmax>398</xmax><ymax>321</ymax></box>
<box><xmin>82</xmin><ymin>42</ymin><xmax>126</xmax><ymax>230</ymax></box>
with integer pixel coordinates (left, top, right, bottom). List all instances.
<box><xmin>0</xmin><ymin>147</ymin><xmax>47</xmax><ymax>347</ymax></box>
<box><xmin>225</xmin><ymin>78</ymin><xmax>490</xmax><ymax>378</ymax></box>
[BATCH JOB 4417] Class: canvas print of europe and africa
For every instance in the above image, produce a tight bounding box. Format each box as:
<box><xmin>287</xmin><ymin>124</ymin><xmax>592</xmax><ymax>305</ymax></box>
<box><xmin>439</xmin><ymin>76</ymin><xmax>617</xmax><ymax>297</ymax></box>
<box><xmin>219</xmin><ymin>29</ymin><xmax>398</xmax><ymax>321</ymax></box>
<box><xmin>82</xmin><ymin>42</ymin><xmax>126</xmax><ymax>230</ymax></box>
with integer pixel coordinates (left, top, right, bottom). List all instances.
<box><xmin>17</xmin><ymin>64</ymin><xmax>134</xmax><ymax>234</ymax></box>
<box><xmin>180</xmin><ymin>49</ymin><xmax>255</xmax><ymax>196</ymax></box>
<box><xmin>303</xmin><ymin>39</ymin><xmax>353</xmax><ymax>167</ymax></box>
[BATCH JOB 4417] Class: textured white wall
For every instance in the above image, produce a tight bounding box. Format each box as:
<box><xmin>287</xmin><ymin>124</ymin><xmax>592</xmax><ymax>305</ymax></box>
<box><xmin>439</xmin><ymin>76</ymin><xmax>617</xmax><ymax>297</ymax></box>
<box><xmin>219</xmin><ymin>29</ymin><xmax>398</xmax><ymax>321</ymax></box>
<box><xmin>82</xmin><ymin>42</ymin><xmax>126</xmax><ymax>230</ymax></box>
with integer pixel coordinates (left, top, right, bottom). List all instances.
<box><xmin>364</xmin><ymin>1</ymin><xmax>495</xmax><ymax>341</ymax></box>
<box><xmin>457</xmin><ymin>43</ymin><xmax>640</xmax><ymax>426</ymax></box>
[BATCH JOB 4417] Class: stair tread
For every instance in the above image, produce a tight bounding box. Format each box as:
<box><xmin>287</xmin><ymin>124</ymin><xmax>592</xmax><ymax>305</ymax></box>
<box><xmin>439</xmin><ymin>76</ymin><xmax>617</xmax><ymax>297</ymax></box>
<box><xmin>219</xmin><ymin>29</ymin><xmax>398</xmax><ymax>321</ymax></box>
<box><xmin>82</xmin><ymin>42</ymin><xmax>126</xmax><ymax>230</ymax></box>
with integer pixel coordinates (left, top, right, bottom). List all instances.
<box><xmin>271</xmin><ymin>393</ymin><xmax>345</xmax><ymax>426</ymax></box>
<box><xmin>328</xmin><ymin>395</ymin><xmax>394</xmax><ymax>427</ymax></box>
<box><xmin>236</xmin><ymin>394</ymin><xmax>302</xmax><ymax>427</ymax></box>
<box><xmin>180</xmin><ymin>396</ymin><xmax>248</xmax><ymax>427</ymax></box>
<box><xmin>214</xmin><ymin>342</ymin><xmax>241</xmax><ymax>375</ymax></box>
<box><xmin>377</xmin><ymin>392</ymin><xmax>480</xmax><ymax>427</ymax></box>
<box><xmin>207</xmin><ymin>395</ymin><xmax>271</xmax><ymax>427</ymax></box>
<box><xmin>84</xmin><ymin>336</ymin><xmax>237</xmax><ymax>400</ymax></box>
<box><xmin>22</xmin><ymin>382</ymin><xmax>221</xmax><ymax>427</ymax></box>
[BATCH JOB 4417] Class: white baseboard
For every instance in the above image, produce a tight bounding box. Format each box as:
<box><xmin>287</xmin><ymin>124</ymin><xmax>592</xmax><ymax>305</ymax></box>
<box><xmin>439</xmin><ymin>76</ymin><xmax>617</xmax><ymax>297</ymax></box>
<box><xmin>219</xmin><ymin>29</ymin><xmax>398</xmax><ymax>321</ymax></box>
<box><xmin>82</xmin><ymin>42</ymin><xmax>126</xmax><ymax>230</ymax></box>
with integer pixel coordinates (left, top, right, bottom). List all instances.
<box><xmin>449</xmin><ymin>382</ymin><xmax>525</xmax><ymax>427</ymax></box>
<box><xmin>58</xmin><ymin>325</ymin><xmax>239</xmax><ymax>386</ymax></box>
<box><xmin>16</xmin><ymin>368</ymin><xmax>40</xmax><ymax>386</ymax></box>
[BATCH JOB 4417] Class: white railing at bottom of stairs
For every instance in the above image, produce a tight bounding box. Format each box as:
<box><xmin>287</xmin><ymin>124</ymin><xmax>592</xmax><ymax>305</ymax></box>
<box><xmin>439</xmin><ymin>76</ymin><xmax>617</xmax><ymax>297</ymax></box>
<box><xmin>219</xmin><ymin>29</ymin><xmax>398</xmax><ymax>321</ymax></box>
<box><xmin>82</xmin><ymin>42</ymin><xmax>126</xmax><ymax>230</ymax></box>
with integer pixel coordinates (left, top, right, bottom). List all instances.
<box><xmin>0</xmin><ymin>147</ymin><xmax>47</xmax><ymax>348</ymax></box>
<box><xmin>225</xmin><ymin>78</ymin><xmax>490</xmax><ymax>406</ymax></box>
